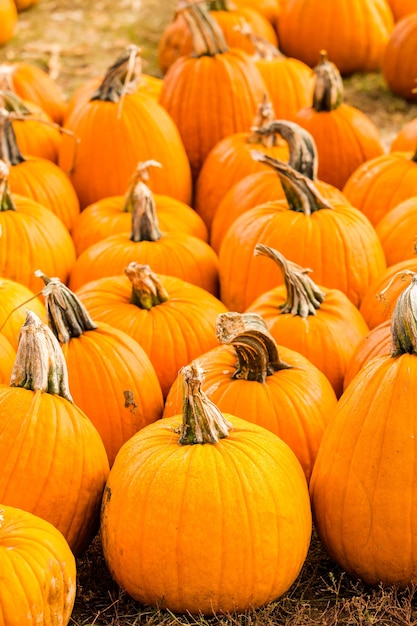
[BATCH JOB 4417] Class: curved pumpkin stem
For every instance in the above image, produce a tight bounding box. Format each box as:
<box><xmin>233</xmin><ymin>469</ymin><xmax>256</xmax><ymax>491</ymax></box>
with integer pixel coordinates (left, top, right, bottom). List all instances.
<box><xmin>0</xmin><ymin>107</ymin><xmax>25</xmax><ymax>166</ymax></box>
<box><xmin>254</xmin><ymin>244</ymin><xmax>325</xmax><ymax>317</ymax></box>
<box><xmin>10</xmin><ymin>310</ymin><xmax>73</xmax><ymax>401</ymax></box>
<box><xmin>215</xmin><ymin>311</ymin><xmax>292</xmax><ymax>382</ymax></box>
<box><xmin>384</xmin><ymin>271</ymin><xmax>417</xmax><ymax>356</ymax></box>
<box><xmin>312</xmin><ymin>50</ymin><xmax>344</xmax><ymax>112</ymax></box>
<box><xmin>178</xmin><ymin>361</ymin><xmax>233</xmax><ymax>445</ymax></box>
<box><xmin>91</xmin><ymin>44</ymin><xmax>142</xmax><ymax>106</ymax></box>
<box><xmin>122</xmin><ymin>160</ymin><xmax>163</xmax><ymax>214</ymax></box>
<box><xmin>0</xmin><ymin>160</ymin><xmax>17</xmax><ymax>211</ymax></box>
<box><xmin>127</xmin><ymin>174</ymin><xmax>162</xmax><ymax>242</ymax></box>
<box><xmin>35</xmin><ymin>271</ymin><xmax>97</xmax><ymax>343</ymax></box>
<box><xmin>124</xmin><ymin>262</ymin><xmax>169</xmax><ymax>310</ymax></box>
<box><xmin>178</xmin><ymin>0</ymin><xmax>229</xmax><ymax>56</ymax></box>
<box><xmin>250</xmin><ymin>150</ymin><xmax>333</xmax><ymax>214</ymax></box>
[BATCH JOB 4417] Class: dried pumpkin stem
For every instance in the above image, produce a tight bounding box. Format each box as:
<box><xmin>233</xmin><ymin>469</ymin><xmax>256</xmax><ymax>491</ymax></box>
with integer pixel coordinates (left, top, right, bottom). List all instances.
<box><xmin>247</xmin><ymin>95</ymin><xmax>276</xmax><ymax>146</ymax></box>
<box><xmin>254</xmin><ymin>244</ymin><xmax>325</xmax><ymax>317</ymax></box>
<box><xmin>124</xmin><ymin>262</ymin><xmax>169</xmax><ymax>309</ymax></box>
<box><xmin>10</xmin><ymin>310</ymin><xmax>73</xmax><ymax>401</ymax></box>
<box><xmin>388</xmin><ymin>272</ymin><xmax>417</xmax><ymax>356</ymax></box>
<box><xmin>312</xmin><ymin>50</ymin><xmax>344</xmax><ymax>112</ymax></box>
<box><xmin>178</xmin><ymin>361</ymin><xmax>233</xmax><ymax>445</ymax></box>
<box><xmin>216</xmin><ymin>311</ymin><xmax>292</xmax><ymax>382</ymax></box>
<box><xmin>123</xmin><ymin>160</ymin><xmax>162</xmax><ymax>213</ymax></box>
<box><xmin>91</xmin><ymin>45</ymin><xmax>142</xmax><ymax>103</ymax></box>
<box><xmin>35</xmin><ymin>271</ymin><xmax>97</xmax><ymax>344</ymax></box>
<box><xmin>179</xmin><ymin>0</ymin><xmax>229</xmax><ymax>56</ymax></box>
<box><xmin>0</xmin><ymin>159</ymin><xmax>17</xmax><ymax>211</ymax></box>
<box><xmin>128</xmin><ymin>178</ymin><xmax>162</xmax><ymax>242</ymax></box>
<box><xmin>0</xmin><ymin>107</ymin><xmax>25</xmax><ymax>166</ymax></box>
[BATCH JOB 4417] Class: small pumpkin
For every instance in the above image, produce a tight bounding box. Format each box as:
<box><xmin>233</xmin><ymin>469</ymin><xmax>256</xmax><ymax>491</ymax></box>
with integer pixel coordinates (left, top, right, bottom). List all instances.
<box><xmin>101</xmin><ymin>361</ymin><xmax>312</xmax><ymax>615</ymax></box>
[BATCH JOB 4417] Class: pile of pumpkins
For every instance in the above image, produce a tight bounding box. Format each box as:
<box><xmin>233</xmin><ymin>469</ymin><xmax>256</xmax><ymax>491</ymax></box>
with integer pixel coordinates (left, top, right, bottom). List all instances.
<box><xmin>3</xmin><ymin>0</ymin><xmax>417</xmax><ymax>622</ymax></box>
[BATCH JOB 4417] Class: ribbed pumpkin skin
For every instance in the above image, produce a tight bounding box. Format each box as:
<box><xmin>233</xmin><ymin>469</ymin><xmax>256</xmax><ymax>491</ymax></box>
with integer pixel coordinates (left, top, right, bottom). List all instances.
<box><xmin>8</xmin><ymin>157</ymin><xmax>80</xmax><ymax>232</ymax></box>
<box><xmin>310</xmin><ymin>353</ymin><xmax>417</xmax><ymax>585</ymax></box>
<box><xmin>219</xmin><ymin>201</ymin><xmax>386</xmax><ymax>311</ymax></box>
<box><xmin>10</xmin><ymin>102</ymin><xmax>61</xmax><ymax>164</ymax></box>
<box><xmin>0</xmin><ymin>505</ymin><xmax>76</xmax><ymax>626</ymax></box>
<box><xmin>101</xmin><ymin>414</ymin><xmax>312</xmax><ymax>615</ymax></box>
<box><xmin>343</xmin><ymin>152</ymin><xmax>417</xmax><ymax>226</ymax></box>
<box><xmin>277</xmin><ymin>0</ymin><xmax>394</xmax><ymax>75</ymax></box>
<box><xmin>0</xmin><ymin>194</ymin><xmax>76</xmax><ymax>294</ymax></box>
<box><xmin>75</xmin><ymin>274</ymin><xmax>228</xmax><ymax>398</ymax></box>
<box><xmin>247</xmin><ymin>285</ymin><xmax>369</xmax><ymax>398</ymax></box>
<box><xmin>158</xmin><ymin>50</ymin><xmax>270</xmax><ymax>181</ymax></box>
<box><xmin>375</xmin><ymin>196</ymin><xmax>417</xmax><ymax>266</ymax></box>
<box><xmin>164</xmin><ymin>343</ymin><xmax>337</xmax><ymax>480</ymax></box>
<box><xmin>71</xmin><ymin>193</ymin><xmax>208</xmax><ymax>257</ymax></box>
<box><xmin>0</xmin><ymin>278</ymin><xmax>46</xmax><ymax>351</ymax></box>
<box><xmin>382</xmin><ymin>13</ymin><xmax>417</xmax><ymax>102</ymax></box>
<box><xmin>0</xmin><ymin>0</ymin><xmax>18</xmax><ymax>46</ymax></box>
<box><xmin>359</xmin><ymin>258</ymin><xmax>417</xmax><ymax>329</ymax></box>
<box><xmin>0</xmin><ymin>333</ymin><xmax>15</xmax><ymax>384</ymax></box>
<box><xmin>343</xmin><ymin>318</ymin><xmax>392</xmax><ymax>390</ymax></box>
<box><xmin>60</xmin><ymin>323</ymin><xmax>164</xmax><ymax>467</ymax></box>
<box><xmin>68</xmin><ymin>231</ymin><xmax>220</xmax><ymax>296</ymax></box>
<box><xmin>0</xmin><ymin>386</ymin><xmax>109</xmax><ymax>555</ymax></box>
<box><xmin>294</xmin><ymin>104</ymin><xmax>385</xmax><ymax>190</ymax></box>
<box><xmin>58</xmin><ymin>92</ymin><xmax>193</xmax><ymax>209</ymax></box>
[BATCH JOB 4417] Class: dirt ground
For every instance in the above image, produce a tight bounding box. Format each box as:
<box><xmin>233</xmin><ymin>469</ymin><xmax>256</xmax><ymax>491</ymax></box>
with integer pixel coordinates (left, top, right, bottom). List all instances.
<box><xmin>2</xmin><ymin>0</ymin><xmax>417</xmax><ymax>151</ymax></box>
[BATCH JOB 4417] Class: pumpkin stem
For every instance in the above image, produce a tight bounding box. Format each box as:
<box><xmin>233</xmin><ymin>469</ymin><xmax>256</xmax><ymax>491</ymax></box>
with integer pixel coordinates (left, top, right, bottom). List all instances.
<box><xmin>0</xmin><ymin>107</ymin><xmax>25</xmax><ymax>166</ymax></box>
<box><xmin>124</xmin><ymin>262</ymin><xmax>169</xmax><ymax>309</ymax></box>
<box><xmin>177</xmin><ymin>361</ymin><xmax>233</xmax><ymax>445</ymax></box>
<box><xmin>247</xmin><ymin>94</ymin><xmax>277</xmax><ymax>146</ymax></box>
<box><xmin>236</xmin><ymin>19</ymin><xmax>283</xmax><ymax>61</ymax></box>
<box><xmin>122</xmin><ymin>160</ymin><xmax>163</xmax><ymax>214</ymax></box>
<box><xmin>215</xmin><ymin>311</ymin><xmax>292</xmax><ymax>382</ymax></box>
<box><xmin>91</xmin><ymin>45</ymin><xmax>143</xmax><ymax>104</ymax></box>
<box><xmin>10</xmin><ymin>310</ymin><xmax>73</xmax><ymax>401</ymax></box>
<box><xmin>35</xmin><ymin>270</ymin><xmax>97</xmax><ymax>344</ymax></box>
<box><xmin>377</xmin><ymin>270</ymin><xmax>417</xmax><ymax>356</ymax></box>
<box><xmin>253</xmin><ymin>119</ymin><xmax>318</xmax><ymax>180</ymax></box>
<box><xmin>0</xmin><ymin>89</ymin><xmax>32</xmax><ymax>116</ymax></box>
<box><xmin>254</xmin><ymin>244</ymin><xmax>325</xmax><ymax>317</ymax></box>
<box><xmin>128</xmin><ymin>173</ymin><xmax>162</xmax><ymax>242</ymax></box>
<box><xmin>178</xmin><ymin>0</ymin><xmax>229</xmax><ymax>56</ymax></box>
<box><xmin>250</xmin><ymin>150</ymin><xmax>333</xmax><ymax>214</ymax></box>
<box><xmin>0</xmin><ymin>159</ymin><xmax>17</xmax><ymax>212</ymax></box>
<box><xmin>311</xmin><ymin>50</ymin><xmax>344</xmax><ymax>112</ymax></box>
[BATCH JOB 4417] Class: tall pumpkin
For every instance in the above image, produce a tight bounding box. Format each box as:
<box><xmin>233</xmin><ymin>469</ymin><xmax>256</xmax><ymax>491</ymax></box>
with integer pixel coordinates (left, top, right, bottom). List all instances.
<box><xmin>0</xmin><ymin>310</ymin><xmax>109</xmax><ymax>555</ymax></box>
<box><xmin>158</xmin><ymin>1</ymin><xmax>271</xmax><ymax>181</ymax></box>
<box><xmin>101</xmin><ymin>361</ymin><xmax>312</xmax><ymax>615</ymax></box>
<box><xmin>310</xmin><ymin>272</ymin><xmax>417</xmax><ymax>585</ymax></box>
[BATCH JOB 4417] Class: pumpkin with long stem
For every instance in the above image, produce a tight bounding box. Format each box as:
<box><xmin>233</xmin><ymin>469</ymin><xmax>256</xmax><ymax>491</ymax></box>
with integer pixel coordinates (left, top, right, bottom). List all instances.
<box><xmin>0</xmin><ymin>310</ymin><xmax>109</xmax><ymax>555</ymax></box>
<box><xmin>310</xmin><ymin>271</ymin><xmax>417</xmax><ymax>585</ymax></box>
<box><xmin>246</xmin><ymin>245</ymin><xmax>369</xmax><ymax>397</ymax></box>
<box><xmin>75</xmin><ymin>262</ymin><xmax>228</xmax><ymax>397</ymax></box>
<box><xmin>37</xmin><ymin>271</ymin><xmax>164</xmax><ymax>467</ymax></box>
<box><xmin>101</xmin><ymin>360</ymin><xmax>312</xmax><ymax>615</ymax></box>
<box><xmin>164</xmin><ymin>311</ymin><xmax>337</xmax><ymax>480</ymax></box>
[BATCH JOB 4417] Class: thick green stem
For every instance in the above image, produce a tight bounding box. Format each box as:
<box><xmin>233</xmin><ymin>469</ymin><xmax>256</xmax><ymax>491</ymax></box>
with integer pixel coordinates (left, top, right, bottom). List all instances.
<box><xmin>35</xmin><ymin>271</ymin><xmax>97</xmax><ymax>344</ymax></box>
<box><xmin>10</xmin><ymin>310</ymin><xmax>73</xmax><ymax>401</ymax></box>
<box><xmin>312</xmin><ymin>50</ymin><xmax>344</xmax><ymax>112</ymax></box>
<box><xmin>124</xmin><ymin>262</ymin><xmax>169</xmax><ymax>309</ymax></box>
<box><xmin>178</xmin><ymin>361</ymin><xmax>233</xmax><ymax>445</ymax></box>
<box><xmin>254</xmin><ymin>244</ymin><xmax>325</xmax><ymax>317</ymax></box>
<box><xmin>215</xmin><ymin>311</ymin><xmax>291</xmax><ymax>382</ymax></box>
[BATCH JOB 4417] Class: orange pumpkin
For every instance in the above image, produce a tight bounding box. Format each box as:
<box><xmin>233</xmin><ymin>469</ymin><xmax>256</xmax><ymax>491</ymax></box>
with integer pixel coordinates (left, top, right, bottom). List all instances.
<box><xmin>390</xmin><ymin>117</ymin><xmax>417</xmax><ymax>152</ymax></box>
<box><xmin>0</xmin><ymin>277</ymin><xmax>46</xmax><ymax>350</ymax></box>
<box><xmin>246</xmin><ymin>245</ymin><xmax>369</xmax><ymax>397</ymax></box>
<box><xmin>375</xmin><ymin>196</ymin><xmax>417</xmax><ymax>266</ymax></box>
<box><xmin>75</xmin><ymin>263</ymin><xmax>228</xmax><ymax>397</ymax></box>
<box><xmin>0</xmin><ymin>332</ymin><xmax>15</xmax><ymax>384</ymax></box>
<box><xmin>382</xmin><ymin>12</ymin><xmax>417</xmax><ymax>102</ymax></box>
<box><xmin>343</xmin><ymin>318</ymin><xmax>392</xmax><ymax>391</ymax></box>
<box><xmin>0</xmin><ymin>0</ymin><xmax>17</xmax><ymax>46</ymax></box>
<box><xmin>101</xmin><ymin>361</ymin><xmax>312</xmax><ymax>615</ymax></box>
<box><xmin>164</xmin><ymin>312</ymin><xmax>337</xmax><ymax>480</ymax></box>
<box><xmin>0</xmin><ymin>310</ymin><xmax>109</xmax><ymax>555</ymax></box>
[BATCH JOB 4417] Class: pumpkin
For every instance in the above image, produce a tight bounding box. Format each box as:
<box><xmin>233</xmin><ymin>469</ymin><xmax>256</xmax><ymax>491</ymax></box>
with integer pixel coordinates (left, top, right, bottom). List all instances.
<box><xmin>343</xmin><ymin>318</ymin><xmax>392</xmax><ymax>391</ymax></box>
<box><xmin>0</xmin><ymin>332</ymin><xmax>15</xmax><ymax>384</ymax></box>
<box><xmin>0</xmin><ymin>61</ymin><xmax>66</xmax><ymax>124</ymax></box>
<box><xmin>164</xmin><ymin>311</ymin><xmax>337</xmax><ymax>480</ymax></box>
<box><xmin>68</xmin><ymin>186</ymin><xmax>219</xmax><ymax>296</ymax></box>
<box><xmin>343</xmin><ymin>147</ymin><xmax>417</xmax><ymax>226</ymax></box>
<box><xmin>246</xmin><ymin>245</ymin><xmax>369</xmax><ymax>397</ymax></box>
<box><xmin>277</xmin><ymin>0</ymin><xmax>394</xmax><ymax>75</ymax></box>
<box><xmin>58</xmin><ymin>45</ymin><xmax>193</xmax><ymax>209</ymax></box>
<box><xmin>233</xmin><ymin>0</ymin><xmax>282</xmax><ymax>28</ymax></box>
<box><xmin>75</xmin><ymin>262</ymin><xmax>228</xmax><ymax>398</ymax></box>
<box><xmin>101</xmin><ymin>361</ymin><xmax>312</xmax><ymax>615</ymax></box>
<box><xmin>219</xmin><ymin>157</ymin><xmax>386</xmax><ymax>311</ymax></box>
<box><xmin>158</xmin><ymin>1</ymin><xmax>271</xmax><ymax>182</ymax></box>
<box><xmin>386</xmin><ymin>0</ymin><xmax>417</xmax><ymax>20</ymax></box>
<box><xmin>310</xmin><ymin>273</ymin><xmax>417</xmax><ymax>585</ymax></box>
<box><xmin>157</xmin><ymin>0</ymin><xmax>278</xmax><ymax>75</ymax></box>
<box><xmin>0</xmin><ymin>277</ymin><xmax>46</xmax><ymax>350</ymax></box>
<box><xmin>0</xmin><ymin>504</ymin><xmax>76</xmax><ymax>626</ymax></box>
<box><xmin>0</xmin><ymin>0</ymin><xmax>17</xmax><ymax>46</ymax></box>
<box><xmin>193</xmin><ymin>97</ymin><xmax>289</xmax><ymax>231</ymax></box>
<box><xmin>375</xmin><ymin>196</ymin><xmax>417</xmax><ymax>266</ymax></box>
<box><xmin>38</xmin><ymin>271</ymin><xmax>164</xmax><ymax>467</ymax></box>
<box><xmin>71</xmin><ymin>160</ymin><xmax>208</xmax><ymax>257</ymax></box>
<box><xmin>0</xmin><ymin>310</ymin><xmax>109</xmax><ymax>555</ymax></box>
<box><xmin>0</xmin><ymin>160</ymin><xmax>76</xmax><ymax>294</ymax></box>
<box><xmin>390</xmin><ymin>117</ymin><xmax>417</xmax><ymax>152</ymax></box>
<box><xmin>382</xmin><ymin>12</ymin><xmax>417</xmax><ymax>102</ymax></box>
<box><xmin>294</xmin><ymin>51</ymin><xmax>385</xmax><ymax>190</ymax></box>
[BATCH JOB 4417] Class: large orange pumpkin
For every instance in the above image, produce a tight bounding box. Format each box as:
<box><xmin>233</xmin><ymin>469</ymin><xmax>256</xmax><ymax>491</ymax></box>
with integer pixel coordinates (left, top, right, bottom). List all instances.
<box><xmin>101</xmin><ymin>361</ymin><xmax>312</xmax><ymax>615</ymax></box>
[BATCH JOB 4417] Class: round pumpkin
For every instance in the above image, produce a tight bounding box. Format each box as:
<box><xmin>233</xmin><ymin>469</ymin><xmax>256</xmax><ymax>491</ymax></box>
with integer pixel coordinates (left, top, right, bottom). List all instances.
<box><xmin>375</xmin><ymin>196</ymin><xmax>417</xmax><ymax>266</ymax></box>
<box><xmin>382</xmin><ymin>12</ymin><xmax>417</xmax><ymax>102</ymax></box>
<box><xmin>0</xmin><ymin>0</ymin><xmax>17</xmax><ymax>46</ymax></box>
